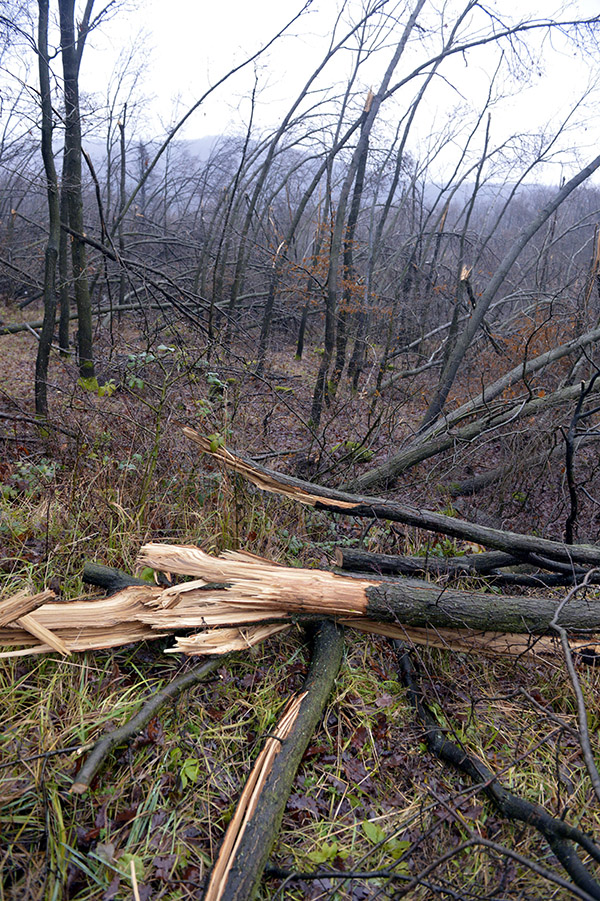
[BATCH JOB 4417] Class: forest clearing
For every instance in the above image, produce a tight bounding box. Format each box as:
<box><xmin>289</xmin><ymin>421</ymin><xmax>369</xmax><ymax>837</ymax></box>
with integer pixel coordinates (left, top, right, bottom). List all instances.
<box><xmin>3</xmin><ymin>1</ymin><xmax>600</xmax><ymax>898</ymax></box>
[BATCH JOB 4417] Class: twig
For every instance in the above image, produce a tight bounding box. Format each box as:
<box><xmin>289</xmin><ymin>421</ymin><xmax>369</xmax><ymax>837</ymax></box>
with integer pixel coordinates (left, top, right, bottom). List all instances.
<box><xmin>550</xmin><ymin>571</ymin><xmax>600</xmax><ymax>805</ymax></box>
<box><xmin>394</xmin><ymin>640</ymin><xmax>600</xmax><ymax>899</ymax></box>
<box><xmin>70</xmin><ymin>656</ymin><xmax>223</xmax><ymax>794</ymax></box>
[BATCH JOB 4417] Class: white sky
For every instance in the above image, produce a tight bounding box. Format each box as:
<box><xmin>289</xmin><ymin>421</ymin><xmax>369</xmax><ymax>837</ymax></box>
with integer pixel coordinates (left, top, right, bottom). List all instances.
<box><xmin>4</xmin><ymin>1</ymin><xmax>600</xmax><ymax>181</ymax></box>
<box><xmin>75</xmin><ymin>0</ymin><xmax>600</xmax><ymax>182</ymax></box>
<box><xmin>82</xmin><ymin>0</ymin><xmax>338</xmax><ymax>137</ymax></box>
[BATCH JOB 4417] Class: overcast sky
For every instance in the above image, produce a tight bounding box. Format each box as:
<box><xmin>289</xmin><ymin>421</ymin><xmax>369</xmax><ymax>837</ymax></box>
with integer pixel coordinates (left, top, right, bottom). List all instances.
<box><xmin>7</xmin><ymin>0</ymin><xmax>598</xmax><ymax>182</ymax></box>
<box><xmin>77</xmin><ymin>0</ymin><xmax>598</xmax><ymax>143</ymax></box>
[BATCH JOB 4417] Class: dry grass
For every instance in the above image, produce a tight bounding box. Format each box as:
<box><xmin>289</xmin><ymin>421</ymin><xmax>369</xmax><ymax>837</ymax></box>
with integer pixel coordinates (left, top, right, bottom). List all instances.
<box><xmin>1</xmin><ymin>307</ymin><xmax>600</xmax><ymax>898</ymax></box>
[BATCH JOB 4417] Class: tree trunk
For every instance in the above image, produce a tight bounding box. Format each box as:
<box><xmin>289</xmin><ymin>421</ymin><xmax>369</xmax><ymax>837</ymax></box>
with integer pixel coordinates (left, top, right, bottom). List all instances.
<box><xmin>59</xmin><ymin>0</ymin><xmax>95</xmax><ymax>379</ymax></box>
<box><xmin>421</xmin><ymin>151</ymin><xmax>600</xmax><ymax>431</ymax></box>
<box><xmin>35</xmin><ymin>0</ymin><xmax>60</xmax><ymax>417</ymax></box>
<box><xmin>58</xmin><ymin>163</ymin><xmax>70</xmax><ymax>355</ymax></box>
<box><xmin>310</xmin><ymin>0</ymin><xmax>427</xmax><ymax>426</ymax></box>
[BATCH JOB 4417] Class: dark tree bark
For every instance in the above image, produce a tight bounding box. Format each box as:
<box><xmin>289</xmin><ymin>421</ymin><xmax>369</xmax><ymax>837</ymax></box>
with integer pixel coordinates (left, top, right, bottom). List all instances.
<box><xmin>203</xmin><ymin>621</ymin><xmax>344</xmax><ymax>900</ymax></box>
<box><xmin>330</xmin><ymin>91</ymin><xmax>372</xmax><ymax>397</ymax></box>
<box><xmin>363</xmin><ymin>577</ymin><xmax>600</xmax><ymax>634</ymax></box>
<box><xmin>310</xmin><ymin>0</ymin><xmax>427</xmax><ymax>427</ymax></box>
<box><xmin>58</xmin><ymin>158</ymin><xmax>71</xmax><ymax>355</ymax></box>
<box><xmin>336</xmin><ymin>547</ymin><xmax>518</xmax><ymax>576</ymax></box>
<box><xmin>58</xmin><ymin>0</ymin><xmax>95</xmax><ymax>379</ymax></box>
<box><xmin>35</xmin><ymin>0</ymin><xmax>60</xmax><ymax>416</ymax></box>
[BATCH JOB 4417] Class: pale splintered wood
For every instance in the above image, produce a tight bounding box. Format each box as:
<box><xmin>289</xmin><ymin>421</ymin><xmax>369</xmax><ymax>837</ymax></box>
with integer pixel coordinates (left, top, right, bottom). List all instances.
<box><xmin>1</xmin><ymin>544</ymin><xmax>594</xmax><ymax>661</ymax></box>
<box><xmin>203</xmin><ymin>692</ymin><xmax>306</xmax><ymax>901</ymax></box>
<box><xmin>183</xmin><ymin>427</ymin><xmax>358</xmax><ymax>510</ymax></box>
<box><xmin>0</xmin><ymin>589</ymin><xmax>56</xmax><ymax>627</ymax></box>
<box><xmin>0</xmin><ymin>586</ymin><xmax>164</xmax><ymax>657</ymax></box>
<box><xmin>170</xmin><ymin>624</ymin><xmax>291</xmax><ymax>655</ymax></box>
<box><xmin>0</xmin><ymin>624</ymin><xmax>166</xmax><ymax>658</ymax></box>
<box><xmin>16</xmin><ymin>613</ymin><xmax>70</xmax><ymax>656</ymax></box>
<box><xmin>138</xmin><ymin>543</ymin><xmax>375</xmax><ymax>616</ymax></box>
<box><xmin>344</xmin><ymin>619</ymin><xmax>567</xmax><ymax>659</ymax></box>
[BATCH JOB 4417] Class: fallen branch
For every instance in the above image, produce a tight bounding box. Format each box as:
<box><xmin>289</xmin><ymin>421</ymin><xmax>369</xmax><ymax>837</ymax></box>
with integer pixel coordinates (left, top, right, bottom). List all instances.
<box><xmin>0</xmin><ymin>302</ymin><xmax>162</xmax><ymax>337</ymax></box>
<box><xmin>71</xmin><ymin>656</ymin><xmax>223</xmax><ymax>794</ymax></box>
<box><xmin>550</xmin><ymin>573</ymin><xmax>600</xmax><ymax>806</ymax></box>
<box><xmin>82</xmin><ymin>561</ymin><xmax>147</xmax><ymax>592</ymax></box>
<box><xmin>3</xmin><ymin>546</ymin><xmax>595</xmax><ymax>661</ymax></box>
<box><xmin>203</xmin><ymin>620</ymin><xmax>344</xmax><ymax>900</ymax></box>
<box><xmin>394</xmin><ymin>640</ymin><xmax>600</xmax><ymax>900</ymax></box>
<box><xmin>70</xmin><ymin>563</ymin><xmax>224</xmax><ymax>794</ymax></box>
<box><xmin>335</xmin><ymin>547</ymin><xmax>518</xmax><ymax>576</ymax></box>
<box><xmin>183</xmin><ymin>427</ymin><xmax>600</xmax><ymax>569</ymax></box>
<box><xmin>347</xmin><ymin>377</ymin><xmax>600</xmax><ymax>493</ymax></box>
<box><xmin>335</xmin><ymin>547</ymin><xmax>600</xmax><ymax>587</ymax></box>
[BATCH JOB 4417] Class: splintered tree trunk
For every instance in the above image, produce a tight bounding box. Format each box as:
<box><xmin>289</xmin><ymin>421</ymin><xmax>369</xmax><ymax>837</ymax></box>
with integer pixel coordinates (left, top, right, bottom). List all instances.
<box><xmin>182</xmin><ymin>427</ymin><xmax>600</xmax><ymax>570</ymax></box>
<box><xmin>203</xmin><ymin>621</ymin><xmax>344</xmax><ymax>901</ymax></box>
<box><xmin>135</xmin><ymin>543</ymin><xmax>600</xmax><ymax>637</ymax></box>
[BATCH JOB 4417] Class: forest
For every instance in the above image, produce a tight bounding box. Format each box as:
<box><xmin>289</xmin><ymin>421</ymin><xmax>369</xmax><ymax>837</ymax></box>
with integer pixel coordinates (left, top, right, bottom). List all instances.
<box><xmin>2</xmin><ymin>0</ymin><xmax>600</xmax><ymax>898</ymax></box>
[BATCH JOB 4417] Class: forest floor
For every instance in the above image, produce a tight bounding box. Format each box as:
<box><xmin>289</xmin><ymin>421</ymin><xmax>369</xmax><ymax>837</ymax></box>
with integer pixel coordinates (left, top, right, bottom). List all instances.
<box><xmin>1</xmin><ymin>299</ymin><xmax>600</xmax><ymax>900</ymax></box>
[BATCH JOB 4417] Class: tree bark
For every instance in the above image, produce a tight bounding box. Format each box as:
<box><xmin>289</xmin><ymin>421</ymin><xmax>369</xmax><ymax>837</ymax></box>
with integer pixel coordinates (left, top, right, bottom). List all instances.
<box><xmin>82</xmin><ymin>561</ymin><xmax>147</xmax><ymax>592</ymax></box>
<box><xmin>363</xmin><ymin>577</ymin><xmax>600</xmax><ymax>634</ymax></box>
<box><xmin>203</xmin><ymin>621</ymin><xmax>344</xmax><ymax>900</ymax></box>
<box><xmin>335</xmin><ymin>547</ymin><xmax>518</xmax><ymax>575</ymax></box>
<box><xmin>183</xmin><ymin>426</ymin><xmax>600</xmax><ymax>569</ymax></box>
<box><xmin>35</xmin><ymin>0</ymin><xmax>61</xmax><ymax>416</ymax></box>
<box><xmin>59</xmin><ymin>0</ymin><xmax>95</xmax><ymax>379</ymax></box>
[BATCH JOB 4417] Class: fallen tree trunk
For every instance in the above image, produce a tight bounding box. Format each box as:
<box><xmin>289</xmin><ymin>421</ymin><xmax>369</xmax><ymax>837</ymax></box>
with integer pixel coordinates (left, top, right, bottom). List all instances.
<box><xmin>0</xmin><ymin>302</ymin><xmax>162</xmax><ymax>337</ymax></box>
<box><xmin>203</xmin><ymin>621</ymin><xmax>344</xmax><ymax>901</ymax></box>
<box><xmin>335</xmin><ymin>547</ymin><xmax>518</xmax><ymax>575</ymax></box>
<box><xmin>345</xmin><ymin>377</ymin><xmax>600</xmax><ymax>493</ymax></box>
<box><xmin>373</xmin><ymin>316</ymin><xmax>600</xmax><ymax>400</ymax></box>
<box><xmin>136</xmin><ymin>543</ymin><xmax>600</xmax><ymax>636</ymax></box>
<box><xmin>183</xmin><ymin>427</ymin><xmax>600</xmax><ymax>569</ymax></box>
<box><xmin>4</xmin><ymin>546</ymin><xmax>599</xmax><ymax>661</ymax></box>
<box><xmin>335</xmin><ymin>547</ymin><xmax>600</xmax><ymax>587</ymax></box>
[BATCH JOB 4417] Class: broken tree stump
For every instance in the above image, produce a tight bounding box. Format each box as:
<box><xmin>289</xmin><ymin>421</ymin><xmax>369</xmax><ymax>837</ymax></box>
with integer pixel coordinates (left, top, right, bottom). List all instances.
<box><xmin>202</xmin><ymin>620</ymin><xmax>344</xmax><ymax>901</ymax></box>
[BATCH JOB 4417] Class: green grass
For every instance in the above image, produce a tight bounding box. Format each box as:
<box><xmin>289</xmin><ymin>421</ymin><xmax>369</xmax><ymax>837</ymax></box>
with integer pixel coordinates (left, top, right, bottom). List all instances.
<box><xmin>1</xmin><ymin>337</ymin><xmax>600</xmax><ymax>899</ymax></box>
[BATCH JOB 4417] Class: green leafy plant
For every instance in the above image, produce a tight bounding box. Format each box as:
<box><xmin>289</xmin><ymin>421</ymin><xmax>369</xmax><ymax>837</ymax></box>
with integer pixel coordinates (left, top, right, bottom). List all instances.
<box><xmin>179</xmin><ymin>757</ymin><xmax>201</xmax><ymax>789</ymax></box>
<box><xmin>362</xmin><ymin>820</ymin><xmax>387</xmax><ymax>844</ymax></box>
<box><xmin>307</xmin><ymin>840</ymin><xmax>338</xmax><ymax>863</ymax></box>
<box><xmin>9</xmin><ymin>458</ymin><xmax>57</xmax><ymax>495</ymax></box>
<box><xmin>332</xmin><ymin>439</ymin><xmax>374</xmax><ymax>464</ymax></box>
<box><xmin>77</xmin><ymin>376</ymin><xmax>117</xmax><ymax>397</ymax></box>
